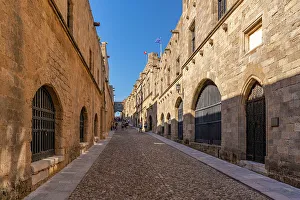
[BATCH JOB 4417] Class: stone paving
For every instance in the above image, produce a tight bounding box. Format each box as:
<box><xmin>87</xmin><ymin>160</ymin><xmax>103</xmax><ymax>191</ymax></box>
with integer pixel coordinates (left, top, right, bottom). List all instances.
<box><xmin>69</xmin><ymin>127</ymin><xmax>269</xmax><ymax>200</ymax></box>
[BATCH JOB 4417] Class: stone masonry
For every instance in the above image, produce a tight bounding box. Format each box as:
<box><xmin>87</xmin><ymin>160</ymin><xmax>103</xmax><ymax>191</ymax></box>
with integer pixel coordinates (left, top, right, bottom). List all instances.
<box><xmin>0</xmin><ymin>0</ymin><xmax>114</xmax><ymax>199</ymax></box>
<box><xmin>123</xmin><ymin>0</ymin><xmax>300</xmax><ymax>188</ymax></box>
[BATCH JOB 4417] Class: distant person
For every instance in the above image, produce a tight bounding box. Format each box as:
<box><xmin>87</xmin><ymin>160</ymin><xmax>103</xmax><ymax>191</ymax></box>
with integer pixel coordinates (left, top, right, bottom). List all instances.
<box><xmin>144</xmin><ymin>122</ymin><xmax>148</xmax><ymax>132</ymax></box>
<box><xmin>139</xmin><ymin>123</ymin><xmax>142</xmax><ymax>132</ymax></box>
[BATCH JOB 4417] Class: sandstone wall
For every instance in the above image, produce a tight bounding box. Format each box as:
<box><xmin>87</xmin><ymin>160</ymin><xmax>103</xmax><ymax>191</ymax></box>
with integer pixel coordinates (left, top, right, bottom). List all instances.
<box><xmin>0</xmin><ymin>0</ymin><xmax>112</xmax><ymax>198</ymax></box>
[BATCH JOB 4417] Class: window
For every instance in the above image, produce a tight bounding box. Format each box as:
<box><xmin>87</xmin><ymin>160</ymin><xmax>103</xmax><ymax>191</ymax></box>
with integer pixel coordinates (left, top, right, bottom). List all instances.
<box><xmin>244</xmin><ymin>18</ymin><xmax>262</xmax><ymax>52</ymax></box>
<box><xmin>195</xmin><ymin>81</ymin><xmax>221</xmax><ymax>145</ymax></box>
<box><xmin>80</xmin><ymin>108</ymin><xmax>85</xmax><ymax>142</ymax></box>
<box><xmin>218</xmin><ymin>0</ymin><xmax>226</xmax><ymax>20</ymax></box>
<box><xmin>190</xmin><ymin>22</ymin><xmax>196</xmax><ymax>54</ymax></box>
<box><xmin>167</xmin><ymin>68</ymin><xmax>170</xmax><ymax>86</ymax></box>
<box><xmin>249</xmin><ymin>26</ymin><xmax>262</xmax><ymax>51</ymax></box>
<box><xmin>176</xmin><ymin>57</ymin><xmax>180</xmax><ymax>76</ymax></box>
<box><xmin>32</xmin><ymin>87</ymin><xmax>55</xmax><ymax>162</ymax></box>
<box><xmin>89</xmin><ymin>49</ymin><xmax>93</xmax><ymax>71</ymax></box>
<box><xmin>67</xmin><ymin>0</ymin><xmax>73</xmax><ymax>33</ymax></box>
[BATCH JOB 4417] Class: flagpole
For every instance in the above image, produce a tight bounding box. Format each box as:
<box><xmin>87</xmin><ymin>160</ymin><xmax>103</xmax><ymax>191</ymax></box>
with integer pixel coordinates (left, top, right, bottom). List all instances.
<box><xmin>160</xmin><ymin>42</ymin><xmax>162</xmax><ymax>58</ymax></box>
<box><xmin>145</xmin><ymin>53</ymin><xmax>148</xmax><ymax>65</ymax></box>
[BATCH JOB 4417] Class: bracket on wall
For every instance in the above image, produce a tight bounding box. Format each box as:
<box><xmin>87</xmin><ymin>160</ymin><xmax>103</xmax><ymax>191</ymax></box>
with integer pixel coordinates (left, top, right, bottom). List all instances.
<box><xmin>222</xmin><ymin>23</ymin><xmax>228</xmax><ymax>32</ymax></box>
<box><xmin>209</xmin><ymin>39</ymin><xmax>214</xmax><ymax>46</ymax></box>
<box><xmin>199</xmin><ymin>50</ymin><xmax>204</xmax><ymax>56</ymax></box>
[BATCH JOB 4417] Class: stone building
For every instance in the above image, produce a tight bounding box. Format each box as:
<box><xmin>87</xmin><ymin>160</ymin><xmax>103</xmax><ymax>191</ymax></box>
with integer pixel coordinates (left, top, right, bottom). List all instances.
<box><xmin>124</xmin><ymin>0</ymin><xmax>300</xmax><ymax>188</ymax></box>
<box><xmin>0</xmin><ymin>0</ymin><xmax>114</xmax><ymax>199</ymax></box>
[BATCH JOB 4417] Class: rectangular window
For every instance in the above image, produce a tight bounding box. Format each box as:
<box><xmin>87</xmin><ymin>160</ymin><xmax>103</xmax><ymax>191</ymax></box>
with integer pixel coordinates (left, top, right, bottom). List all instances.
<box><xmin>218</xmin><ymin>0</ymin><xmax>226</xmax><ymax>20</ymax></box>
<box><xmin>190</xmin><ymin>22</ymin><xmax>195</xmax><ymax>54</ymax></box>
<box><xmin>244</xmin><ymin>18</ymin><xmax>262</xmax><ymax>52</ymax></box>
<box><xmin>67</xmin><ymin>0</ymin><xmax>73</xmax><ymax>33</ymax></box>
<box><xmin>249</xmin><ymin>27</ymin><xmax>262</xmax><ymax>51</ymax></box>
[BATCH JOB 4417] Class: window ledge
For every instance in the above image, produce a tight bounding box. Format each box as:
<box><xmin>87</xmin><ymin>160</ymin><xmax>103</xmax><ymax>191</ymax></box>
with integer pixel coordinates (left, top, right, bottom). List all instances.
<box><xmin>31</xmin><ymin>155</ymin><xmax>65</xmax><ymax>175</ymax></box>
<box><xmin>244</xmin><ymin>44</ymin><xmax>262</xmax><ymax>56</ymax></box>
<box><xmin>79</xmin><ymin>142</ymin><xmax>89</xmax><ymax>148</ymax></box>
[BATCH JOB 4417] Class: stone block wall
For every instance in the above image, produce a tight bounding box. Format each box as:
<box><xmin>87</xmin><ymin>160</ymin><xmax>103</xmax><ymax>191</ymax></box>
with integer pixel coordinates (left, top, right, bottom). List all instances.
<box><xmin>0</xmin><ymin>0</ymin><xmax>113</xmax><ymax>199</ymax></box>
<box><xmin>124</xmin><ymin>0</ymin><xmax>300</xmax><ymax>188</ymax></box>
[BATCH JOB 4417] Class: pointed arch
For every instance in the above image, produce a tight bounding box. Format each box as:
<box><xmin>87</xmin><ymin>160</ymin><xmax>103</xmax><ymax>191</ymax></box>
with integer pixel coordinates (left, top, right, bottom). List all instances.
<box><xmin>240</xmin><ymin>76</ymin><xmax>263</xmax><ymax>104</ymax></box>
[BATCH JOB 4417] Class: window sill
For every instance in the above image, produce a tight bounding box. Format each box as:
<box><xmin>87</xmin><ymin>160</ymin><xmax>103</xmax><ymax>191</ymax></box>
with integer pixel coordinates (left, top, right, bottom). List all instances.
<box><xmin>79</xmin><ymin>142</ymin><xmax>89</xmax><ymax>148</ymax></box>
<box><xmin>244</xmin><ymin>44</ymin><xmax>262</xmax><ymax>56</ymax></box>
<box><xmin>31</xmin><ymin>155</ymin><xmax>65</xmax><ymax>175</ymax></box>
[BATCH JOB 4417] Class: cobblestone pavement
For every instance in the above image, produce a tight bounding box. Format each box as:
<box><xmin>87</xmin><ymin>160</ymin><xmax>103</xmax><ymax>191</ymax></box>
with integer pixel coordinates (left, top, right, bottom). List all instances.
<box><xmin>69</xmin><ymin>127</ymin><xmax>269</xmax><ymax>200</ymax></box>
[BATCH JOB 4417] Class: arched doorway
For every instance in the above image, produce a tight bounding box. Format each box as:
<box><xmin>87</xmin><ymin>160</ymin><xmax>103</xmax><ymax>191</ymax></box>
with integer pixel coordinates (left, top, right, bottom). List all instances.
<box><xmin>80</xmin><ymin>108</ymin><xmax>87</xmax><ymax>142</ymax></box>
<box><xmin>94</xmin><ymin>114</ymin><xmax>98</xmax><ymax>137</ymax></box>
<box><xmin>149</xmin><ymin>115</ymin><xmax>153</xmax><ymax>131</ymax></box>
<box><xmin>246</xmin><ymin>82</ymin><xmax>266</xmax><ymax>163</ymax></box>
<box><xmin>195</xmin><ymin>81</ymin><xmax>221</xmax><ymax>145</ymax></box>
<box><xmin>178</xmin><ymin>101</ymin><xmax>183</xmax><ymax>140</ymax></box>
<box><xmin>167</xmin><ymin>113</ymin><xmax>171</xmax><ymax>136</ymax></box>
<box><xmin>31</xmin><ymin>86</ymin><xmax>55</xmax><ymax>162</ymax></box>
<box><xmin>161</xmin><ymin>113</ymin><xmax>165</xmax><ymax>135</ymax></box>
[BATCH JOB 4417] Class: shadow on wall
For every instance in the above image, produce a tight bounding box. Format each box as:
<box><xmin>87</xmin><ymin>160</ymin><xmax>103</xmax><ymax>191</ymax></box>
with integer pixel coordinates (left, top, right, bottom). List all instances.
<box><xmin>144</xmin><ymin>74</ymin><xmax>300</xmax><ymax>188</ymax></box>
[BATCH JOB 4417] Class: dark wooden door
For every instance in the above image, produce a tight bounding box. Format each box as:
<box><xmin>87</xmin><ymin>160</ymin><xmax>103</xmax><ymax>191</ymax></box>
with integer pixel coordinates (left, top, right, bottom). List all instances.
<box><xmin>246</xmin><ymin>83</ymin><xmax>266</xmax><ymax>164</ymax></box>
<box><xmin>178</xmin><ymin>101</ymin><xmax>183</xmax><ymax>140</ymax></box>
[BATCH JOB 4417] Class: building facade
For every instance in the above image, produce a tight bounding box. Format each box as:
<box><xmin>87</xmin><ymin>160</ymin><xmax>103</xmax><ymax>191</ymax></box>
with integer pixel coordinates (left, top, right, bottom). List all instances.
<box><xmin>0</xmin><ymin>0</ymin><xmax>114</xmax><ymax>199</ymax></box>
<box><xmin>124</xmin><ymin>0</ymin><xmax>300</xmax><ymax>188</ymax></box>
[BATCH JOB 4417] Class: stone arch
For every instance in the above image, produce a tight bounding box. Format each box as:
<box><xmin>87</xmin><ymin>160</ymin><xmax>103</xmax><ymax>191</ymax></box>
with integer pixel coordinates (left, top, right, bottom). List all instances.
<box><xmin>31</xmin><ymin>84</ymin><xmax>63</xmax><ymax>162</ymax></box>
<box><xmin>191</xmin><ymin>78</ymin><xmax>222</xmax><ymax>110</ymax></box>
<box><xmin>194</xmin><ymin>80</ymin><xmax>221</xmax><ymax>145</ymax></box>
<box><xmin>240</xmin><ymin>75</ymin><xmax>264</xmax><ymax>105</ymax></box>
<box><xmin>80</xmin><ymin>107</ymin><xmax>88</xmax><ymax>143</ymax></box>
<box><xmin>175</xmin><ymin>96</ymin><xmax>183</xmax><ymax>109</ymax></box>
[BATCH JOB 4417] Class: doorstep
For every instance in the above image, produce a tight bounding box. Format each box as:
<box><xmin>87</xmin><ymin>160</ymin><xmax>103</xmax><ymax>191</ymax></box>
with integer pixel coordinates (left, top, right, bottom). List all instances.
<box><xmin>238</xmin><ymin>160</ymin><xmax>268</xmax><ymax>176</ymax></box>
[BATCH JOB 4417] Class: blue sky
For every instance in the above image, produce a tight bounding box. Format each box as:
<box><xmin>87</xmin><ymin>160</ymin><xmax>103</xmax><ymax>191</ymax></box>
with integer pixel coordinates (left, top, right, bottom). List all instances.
<box><xmin>90</xmin><ymin>0</ymin><xmax>182</xmax><ymax>102</ymax></box>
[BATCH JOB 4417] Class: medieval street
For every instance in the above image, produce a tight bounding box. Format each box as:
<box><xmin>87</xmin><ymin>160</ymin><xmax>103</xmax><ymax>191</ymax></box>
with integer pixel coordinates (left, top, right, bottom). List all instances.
<box><xmin>25</xmin><ymin>125</ymin><xmax>300</xmax><ymax>200</ymax></box>
<box><xmin>69</xmin><ymin>127</ymin><xmax>267</xmax><ymax>200</ymax></box>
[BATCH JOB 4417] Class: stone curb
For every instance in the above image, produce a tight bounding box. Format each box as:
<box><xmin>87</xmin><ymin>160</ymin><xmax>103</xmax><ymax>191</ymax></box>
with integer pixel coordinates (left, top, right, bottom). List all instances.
<box><xmin>24</xmin><ymin>131</ymin><xmax>115</xmax><ymax>200</ymax></box>
<box><xmin>147</xmin><ymin>132</ymin><xmax>300</xmax><ymax>200</ymax></box>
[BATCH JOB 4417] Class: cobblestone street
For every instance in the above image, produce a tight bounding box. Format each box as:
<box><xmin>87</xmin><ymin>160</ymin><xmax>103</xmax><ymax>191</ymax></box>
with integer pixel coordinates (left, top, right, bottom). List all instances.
<box><xmin>69</xmin><ymin>127</ymin><xmax>269</xmax><ymax>200</ymax></box>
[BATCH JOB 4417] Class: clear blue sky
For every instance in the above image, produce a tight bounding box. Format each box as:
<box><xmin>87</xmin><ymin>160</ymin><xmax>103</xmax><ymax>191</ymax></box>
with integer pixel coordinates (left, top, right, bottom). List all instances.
<box><xmin>90</xmin><ymin>0</ymin><xmax>182</xmax><ymax>102</ymax></box>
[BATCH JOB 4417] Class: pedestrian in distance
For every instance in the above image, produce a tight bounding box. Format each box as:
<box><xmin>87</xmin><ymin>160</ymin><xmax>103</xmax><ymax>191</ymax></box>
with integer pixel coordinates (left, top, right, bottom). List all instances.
<box><xmin>139</xmin><ymin>123</ymin><xmax>142</xmax><ymax>132</ymax></box>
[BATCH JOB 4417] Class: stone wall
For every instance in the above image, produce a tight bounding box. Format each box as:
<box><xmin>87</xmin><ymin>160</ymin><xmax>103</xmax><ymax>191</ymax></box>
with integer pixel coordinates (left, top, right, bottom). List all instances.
<box><xmin>124</xmin><ymin>0</ymin><xmax>300</xmax><ymax>188</ymax></box>
<box><xmin>0</xmin><ymin>0</ymin><xmax>113</xmax><ymax>199</ymax></box>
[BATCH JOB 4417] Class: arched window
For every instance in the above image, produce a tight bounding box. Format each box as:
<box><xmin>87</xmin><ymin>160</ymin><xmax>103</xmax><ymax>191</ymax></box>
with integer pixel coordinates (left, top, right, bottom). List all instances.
<box><xmin>80</xmin><ymin>108</ymin><xmax>86</xmax><ymax>142</ymax></box>
<box><xmin>31</xmin><ymin>87</ymin><xmax>55</xmax><ymax>162</ymax></box>
<box><xmin>178</xmin><ymin>101</ymin><xmax>183</xmax><ymax>140</ymax></box>
<box><xmin>195</xmin><ymin>82</ymin><xmax>221</xmax><ymax>145</ymax></box>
